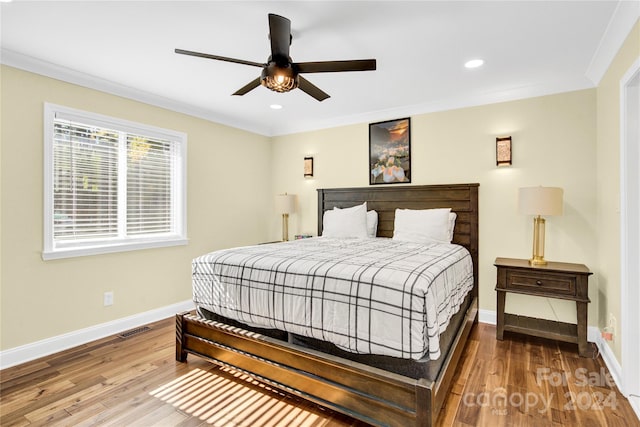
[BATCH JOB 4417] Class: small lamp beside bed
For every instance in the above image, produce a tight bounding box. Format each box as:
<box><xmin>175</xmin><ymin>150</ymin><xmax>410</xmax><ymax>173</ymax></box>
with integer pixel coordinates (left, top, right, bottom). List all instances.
<box><xmin>518</xmin><ymin>186</ymin><xmax>563</xmax><ymax>266</ymax></box>
<box><xmin>275</xmin><ymin>193</ymin><xmax>296</xmax><ymax>241</ymax></box>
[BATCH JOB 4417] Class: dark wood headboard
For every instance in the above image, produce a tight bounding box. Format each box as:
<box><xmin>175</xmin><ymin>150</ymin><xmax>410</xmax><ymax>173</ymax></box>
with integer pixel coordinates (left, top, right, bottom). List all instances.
<box><xmin>317</xmin><ymin>183</ymin><xmax>479</xmax><ymax>297</ymax></box>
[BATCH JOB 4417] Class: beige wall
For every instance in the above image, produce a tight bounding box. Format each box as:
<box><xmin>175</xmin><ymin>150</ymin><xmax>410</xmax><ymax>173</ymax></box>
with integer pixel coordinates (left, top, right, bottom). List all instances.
<box><xmin>2</xmin><ymin>18</ymin><xmax>637</xmax><ymax>360</ymax></box>
<box><xmin>271</xmin><ymin>89</ymin><xmax>598</xmax><ymax>325</ymax></box>
<box><xmin>596</xmin><ymin>20</ymin><xmax>640</xmax><ymax>361</ymax></box>
<box><xmin>0</xmin><ymin>66</ymin><xmax>272</xmax><ymax>350</ymax></box>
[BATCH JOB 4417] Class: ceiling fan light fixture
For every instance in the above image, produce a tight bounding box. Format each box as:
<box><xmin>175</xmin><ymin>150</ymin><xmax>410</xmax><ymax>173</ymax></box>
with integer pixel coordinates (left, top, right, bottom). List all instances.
<box><xmin>261</xmin><ymin>63</ymin><xmax>298</xmax><ymax>93</ymax></box>
<box><xmin>262</xmin><ymin>75</ymin><xmax>297</xmax><ymax>92</ymax></box>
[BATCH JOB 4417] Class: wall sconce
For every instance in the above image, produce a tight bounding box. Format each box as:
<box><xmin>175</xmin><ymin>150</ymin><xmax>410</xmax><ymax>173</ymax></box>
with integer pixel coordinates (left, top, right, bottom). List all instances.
<box><xmin>304</xmin><ymin>156</ymin><xmax>314</xmax><ymax>178</ymax></box>
<box><xmin>496</xmin><ymin>136</ymin><xmax>512</xmax><ymax>166</ymax></box>
<box><xmin>518</xmin><ymin>186</ymin><xmax>563</xmax><ymax>266</ymax></box>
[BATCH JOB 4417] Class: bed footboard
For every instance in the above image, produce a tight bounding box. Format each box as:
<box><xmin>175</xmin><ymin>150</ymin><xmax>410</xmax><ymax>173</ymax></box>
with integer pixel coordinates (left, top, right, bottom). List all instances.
<box><xmin>176</xmin><ymin>296</ymin><xmax>477</xmax><ymax>427</ymax></box>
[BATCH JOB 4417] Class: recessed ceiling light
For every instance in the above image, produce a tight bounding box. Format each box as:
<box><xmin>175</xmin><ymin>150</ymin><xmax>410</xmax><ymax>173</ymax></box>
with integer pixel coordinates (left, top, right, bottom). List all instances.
<box><xmin>270</xmin><ymin>104</ymin><xmax>283</xmax><ymax>110</ymax></box>
<box><xmin>464</xmin><ymin>59</ymin><xmax>484</xmax><ymax>69</ymax></box>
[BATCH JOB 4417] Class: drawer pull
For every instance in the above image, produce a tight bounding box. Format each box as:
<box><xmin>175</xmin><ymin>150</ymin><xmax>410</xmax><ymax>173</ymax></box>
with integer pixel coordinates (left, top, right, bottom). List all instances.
<box><xmin>536</xmin><ymin>280</ymin><xmax>543</xmax><ymax>286</ymax></box>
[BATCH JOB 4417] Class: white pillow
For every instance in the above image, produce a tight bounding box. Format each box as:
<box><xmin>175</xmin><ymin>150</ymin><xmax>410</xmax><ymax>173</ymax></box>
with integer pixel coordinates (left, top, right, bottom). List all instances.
<box><xmin>448</xmin><ymin>212</ymin><xmax>457</xmax><ymax>243</ymax></box>
<box><xmin>392</xmin><ymin>208</ymin><xmax>452</xmax><ymax>244</ymax></box>
<box><xmin>332</xmin><ymin>204</ymin><xmax>378</xmax><ymax>238</ymax></box>
<box><xmin>322</xmin><ymin>202</ymin><xmax>369</xmax><ymax>238</ymax></box>
<box><xmin>366</xmin><ymin>210</ymin><xmax>378</xmax><ymax>238</ymax></box>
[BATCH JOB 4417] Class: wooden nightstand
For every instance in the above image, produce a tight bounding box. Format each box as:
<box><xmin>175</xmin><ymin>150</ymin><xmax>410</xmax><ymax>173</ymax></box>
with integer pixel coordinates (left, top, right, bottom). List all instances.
<box><xmin>495</xmin><ymin>257</ymin><xmax>593</xmax><ymax>357</ymax></box>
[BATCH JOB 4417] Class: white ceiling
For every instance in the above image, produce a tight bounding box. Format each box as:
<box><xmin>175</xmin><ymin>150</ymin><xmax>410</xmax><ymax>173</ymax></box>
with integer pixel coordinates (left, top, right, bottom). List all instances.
<box><xmin>1</xmin><ymin>1</ymin><xmax>638</xmax><ymax>136</ymax></box>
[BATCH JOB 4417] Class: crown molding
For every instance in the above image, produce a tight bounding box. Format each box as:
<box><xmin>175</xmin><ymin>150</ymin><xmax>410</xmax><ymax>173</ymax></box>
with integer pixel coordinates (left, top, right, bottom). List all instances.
<box><xmin>1</xmin><ymin>47</ymin><xmax>599</xmax><ymax>138</ymax></box>
<box><xmin>0</xmin><ymin>49</ymin><xmax>270</xmax><ymax>136</ymax></box>
<box><xmin>269</xmin><ymin>77</ymin><xmax>595</xmax><ymax>136</ymax></box>
<box><xmin>585</xmin><ymin>2</ymin><xmax>640</xmax><ymax>85</ymax></box>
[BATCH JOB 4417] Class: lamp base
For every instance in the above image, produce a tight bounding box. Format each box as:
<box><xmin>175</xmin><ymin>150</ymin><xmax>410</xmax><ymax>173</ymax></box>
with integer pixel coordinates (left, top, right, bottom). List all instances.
<box><xmin>281</xmin><ymin>213</ymin><xmax>289</xmax><ymax>242</ymax></box>
<box><xmin>529</xmin><ymin>215</ymin><xmax>547</xmax><ymax>266</ymax></box>
<box><xmin>529</xmin><ymin>256</ymin><xmax>547</xmax><ymax>266</ymax></box>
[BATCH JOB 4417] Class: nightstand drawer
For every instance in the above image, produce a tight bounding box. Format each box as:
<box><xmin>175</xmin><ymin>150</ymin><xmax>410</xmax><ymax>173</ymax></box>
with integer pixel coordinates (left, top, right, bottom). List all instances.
<box><xmin>506</xmin><ymin>270</ymin><xmax>576</xmax><ymax>296</ymax></box>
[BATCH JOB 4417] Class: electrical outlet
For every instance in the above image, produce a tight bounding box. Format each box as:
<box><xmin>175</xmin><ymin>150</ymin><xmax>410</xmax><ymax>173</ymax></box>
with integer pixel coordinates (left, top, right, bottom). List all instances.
<box><xmin>103</xmin><ymin>291</ymin><xmax>114</xmax><ymax>306</ymax></box>
<box><xmin>608</xmin><ymin>313</ymin><xmax>616</xmax><ymax>341</ymax></box>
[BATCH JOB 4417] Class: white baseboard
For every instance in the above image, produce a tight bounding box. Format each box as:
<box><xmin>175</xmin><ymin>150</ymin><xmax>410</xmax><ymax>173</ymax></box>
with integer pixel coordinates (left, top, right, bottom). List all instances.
<box><xmin>0</xmin><ymin>300</ymin><xmax>194</xmax><ymax>370</ymax></box>
<box><xmin>478</xmin><ymin>309</ymin><xmax>496</xmax><ymax>325</ymax></box>
<box><xmin>629</xmin><ymin>395</ymin><xmax>640</xmax><ymax>421</ymax></box>
<box><xmin>589</xmin><ymin>327</ymin><xmax>640</xmax><ymax>421</ymax></box>
<box><xmin>589</xmin><ymin>326</ymin><xmax>623</xmax><ymax>391</ymax></box>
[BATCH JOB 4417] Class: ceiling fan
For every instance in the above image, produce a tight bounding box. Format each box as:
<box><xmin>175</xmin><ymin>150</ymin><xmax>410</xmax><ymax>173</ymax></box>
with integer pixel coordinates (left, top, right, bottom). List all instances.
<box><xmin>175</xmin><ymin>13</ymin><xmax>376</xmax><ymax>102</ymax></box>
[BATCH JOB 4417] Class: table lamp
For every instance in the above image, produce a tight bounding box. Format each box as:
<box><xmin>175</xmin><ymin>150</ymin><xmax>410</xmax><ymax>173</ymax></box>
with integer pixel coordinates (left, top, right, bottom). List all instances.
<box><xmin>518</xmin><ymin>186</ymin><xmax>563</xmax><ymax>266</ymax></box>
<box><xmin>275</xmin><ymin>193</ymin><xmax>295</xmax><ymax>241</ymax></box>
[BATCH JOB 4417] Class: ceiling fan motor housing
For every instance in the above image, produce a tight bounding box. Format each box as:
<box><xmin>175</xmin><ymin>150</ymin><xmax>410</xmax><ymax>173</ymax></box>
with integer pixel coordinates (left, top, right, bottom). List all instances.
<box><xmin>261</xmin><ymin>61</ymin><xmax>298</xmax><ymax>93</ymax></box>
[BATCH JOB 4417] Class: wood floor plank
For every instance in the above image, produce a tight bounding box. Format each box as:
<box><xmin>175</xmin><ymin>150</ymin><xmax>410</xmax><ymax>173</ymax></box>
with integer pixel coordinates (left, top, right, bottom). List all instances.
<box><xmin>97</xmin><ymin>362</ymin><xmax>213</xmax><ymax>411</ymax></box>
<box><xmin>0</xmin><ymin>366</ymin><xmax>60</xmax><ymax>395</ymax></box>
<box><xmin>174</xmin><ymin>415</ymin><xmax>207</xmax><ymax>427</ymax></box>
<box><xmin>1</xmin><ymin>318</ymin><xmax>638</xmax><ymax>427</ymax></box>
<box><xmin>0</xmin><ymin>362</ymin><xmax>51</xmax><ymax>384</ymax></box>
<box><xmin>50</xmin><ymin>402</ymin><xmax>108</xmax><ymax>427</ymax></box>
<box><xmin>23</xmin><ymin>377</ymin><xmax>108</xmax><ymax>423</ymax></box>
<box><xmin>436</xmin><ymin>338</ymin><xmax>479</xmax><ymax>427</ymax></box>
<box><xmin>0</xmin><ymin>415</ymin><xmax>31</xmax><ymax>427</ymax></box>
<box><xmin>101</xmin><ymin>396</ymin><xmax>173</xmax><ymax>427</ymax></box>
<box><xmin>453</xmin><ymin>357</ymin><xmax>486</xmax><ymax>425</ymax></box>
<box><xmin>0</xmin><ymin>380</ymin><xmax>76</xmax><ymax>416</ymax></box>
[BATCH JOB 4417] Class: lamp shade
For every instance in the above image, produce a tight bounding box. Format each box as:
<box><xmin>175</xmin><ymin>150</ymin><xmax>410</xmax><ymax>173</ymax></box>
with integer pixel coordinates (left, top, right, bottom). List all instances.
<box><xmin>518</xmin><ymin>187</ymin><xmax>563</xmax><ymax>216</ymax></box>
<box><xmin>275</xmin><ymin>194</ymin><xmax>296</xmax><ymax>214</ymax></box>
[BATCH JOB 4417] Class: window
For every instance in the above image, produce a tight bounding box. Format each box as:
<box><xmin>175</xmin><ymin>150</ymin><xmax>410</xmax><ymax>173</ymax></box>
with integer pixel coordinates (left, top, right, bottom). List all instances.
<box><xmin>43</xmin><ymin>104</ymin><xmax>187</xmax><ymax>260</ymax></box>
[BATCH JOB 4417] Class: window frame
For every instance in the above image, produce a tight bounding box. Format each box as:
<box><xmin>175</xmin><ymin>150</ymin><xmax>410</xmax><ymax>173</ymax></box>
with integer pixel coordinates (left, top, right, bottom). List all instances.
<box><xmin>43</xmin><ymin>103</ymin><xmax>188</xmax><ymax>260</ymax></box>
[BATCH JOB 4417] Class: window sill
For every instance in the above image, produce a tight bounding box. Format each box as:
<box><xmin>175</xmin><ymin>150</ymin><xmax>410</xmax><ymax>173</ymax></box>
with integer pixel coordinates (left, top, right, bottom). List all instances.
<box><xmin>42</xmin><ymin>237</ymin><xmax>189</xmax><ymax>260</ymax></box>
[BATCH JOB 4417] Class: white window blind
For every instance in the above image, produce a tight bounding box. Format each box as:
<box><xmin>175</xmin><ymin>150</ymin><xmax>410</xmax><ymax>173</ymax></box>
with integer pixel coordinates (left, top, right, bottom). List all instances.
<box><xmin>126</xmin><ymin>134</ymin><xmax>173</xmax><ymax>236</ymax></box>
<box><xmin>44</xmin><ymin>104</ymin><xmax>187</xmax><ymax>259</ymax></box>
<box><xmin>52</xmin><ymin>120</ymin><xmax>120</xmax><ymax>241</ymax></box>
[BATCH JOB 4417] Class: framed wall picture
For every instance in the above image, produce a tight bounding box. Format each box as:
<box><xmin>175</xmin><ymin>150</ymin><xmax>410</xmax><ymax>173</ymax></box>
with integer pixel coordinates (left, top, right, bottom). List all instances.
<box><xmin>369</xmin><ymin>117</ymin><xmax>411</xmax><ymax>185</ymax></box>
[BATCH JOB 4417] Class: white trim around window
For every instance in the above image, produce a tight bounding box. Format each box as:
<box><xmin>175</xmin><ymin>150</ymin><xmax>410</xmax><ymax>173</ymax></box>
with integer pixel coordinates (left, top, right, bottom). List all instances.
<box><xmin>43</xmin><ymin>103</ymin><xmax>188</xmax><ymax>260</ymax></box>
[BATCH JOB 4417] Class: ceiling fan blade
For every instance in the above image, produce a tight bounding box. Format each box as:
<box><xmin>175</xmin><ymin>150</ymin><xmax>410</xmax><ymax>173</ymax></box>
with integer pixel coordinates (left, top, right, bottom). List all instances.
<box><xmin>296</xmin><ymin>59</ymin><xmax>377</xmax><ymax>74</ymax></box>
<box><xmin>298</xmin><ymin>76</ymin><xmax>330</xmax><ymax>102</ymax></box>
<box><xmin>175</xmin><ymin>49</ymin><xmax>264</xmax><ymax>68</ymax></box>
<box><xmin>268</xmin><ymin>14</ymin><xmax>291</xmax><ymax>60</ymax></box>
<box><xmin>232</xmin><ymin>77</ymin><xmax>262</xmax><ymax>96</ymax></box>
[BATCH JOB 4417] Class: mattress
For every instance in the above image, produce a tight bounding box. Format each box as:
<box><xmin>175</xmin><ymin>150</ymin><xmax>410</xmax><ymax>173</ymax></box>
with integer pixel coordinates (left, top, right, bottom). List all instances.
<box><xmin>192</xmin><ymin>237</ymin><xmax>473</xmax><ymax>360</ymax></box>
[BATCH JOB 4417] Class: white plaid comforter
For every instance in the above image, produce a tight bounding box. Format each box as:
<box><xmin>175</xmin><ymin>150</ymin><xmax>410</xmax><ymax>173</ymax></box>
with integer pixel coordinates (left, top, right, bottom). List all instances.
<box><xmin>192</xmin><ymin>237</ymin><xmax>473</xmax><ymax>360</ymax></box>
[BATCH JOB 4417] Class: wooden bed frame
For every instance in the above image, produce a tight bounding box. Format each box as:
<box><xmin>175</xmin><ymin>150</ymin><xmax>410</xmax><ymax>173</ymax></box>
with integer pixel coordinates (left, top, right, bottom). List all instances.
<box><xmin>176</xmin><ymin>183</ymin><xmax>479</xmax><ymax>426</ymax></box>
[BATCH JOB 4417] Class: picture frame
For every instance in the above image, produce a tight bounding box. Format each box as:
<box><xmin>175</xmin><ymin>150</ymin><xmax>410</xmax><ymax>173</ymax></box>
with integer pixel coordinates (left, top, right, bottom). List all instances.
<box><xmin>369</xmin><ymin>117</ymin><xmax>411</xmax><ymax>185</ymax></box>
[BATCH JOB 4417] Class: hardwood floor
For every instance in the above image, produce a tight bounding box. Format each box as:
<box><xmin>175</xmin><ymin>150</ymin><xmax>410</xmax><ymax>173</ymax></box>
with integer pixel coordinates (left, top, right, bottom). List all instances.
<box><xmin>1</xmin><ymin>318</ymin><xmax>638</xmax><ymax>426</ymax></box>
